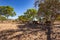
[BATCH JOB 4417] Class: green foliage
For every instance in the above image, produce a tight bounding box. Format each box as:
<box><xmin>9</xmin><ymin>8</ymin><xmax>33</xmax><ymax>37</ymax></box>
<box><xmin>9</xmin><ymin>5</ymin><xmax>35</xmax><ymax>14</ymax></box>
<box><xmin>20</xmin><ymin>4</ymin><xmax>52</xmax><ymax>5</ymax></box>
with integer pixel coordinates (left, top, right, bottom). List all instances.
<box><xmin>0</xmin><ymin>16</ymin><xmax>6</xmax><ymax>21</ymax></box>
<box><xmin>24</xmin><ymin>8</ymin><xmax>37</xmax><ymax>21</ymax></box>
<box><xmin>18</xmin><ymin>8</ymin><xmax>37</xmax><ymax>22</ymax></box>
<box><xmin>0</xmin><ymin>6</ymin><xmax>16</xmax><ymax>19</ymax></box>
<box><xmin>18</xmin><ymin>15</ymin><xmax>28</xmax><ymax>22</ymax></box>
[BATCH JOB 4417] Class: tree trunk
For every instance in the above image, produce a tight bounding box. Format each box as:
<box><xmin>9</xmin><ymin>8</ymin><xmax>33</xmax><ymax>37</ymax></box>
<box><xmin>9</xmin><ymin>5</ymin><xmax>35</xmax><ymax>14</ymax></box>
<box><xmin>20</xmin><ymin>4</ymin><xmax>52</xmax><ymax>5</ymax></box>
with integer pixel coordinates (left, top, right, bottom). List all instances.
<box><xmin>45</xmin><ymin>21</ymin><xmax>51</xmax><ymax>40</ymax></box>
<box><xmin>47</xmin><ymin>26</ymin><xmax>51</xmax><ymax>40</ymax></box>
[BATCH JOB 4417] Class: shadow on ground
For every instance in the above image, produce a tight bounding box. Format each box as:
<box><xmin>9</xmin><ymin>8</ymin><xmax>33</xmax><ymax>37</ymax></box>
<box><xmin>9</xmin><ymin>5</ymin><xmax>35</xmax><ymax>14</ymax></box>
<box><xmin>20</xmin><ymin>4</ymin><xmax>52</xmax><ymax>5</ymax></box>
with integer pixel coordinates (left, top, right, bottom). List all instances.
<box><xmin>0</xmin><ymin>23</ymin><xmax>47</xmax><ymax>40</ymax></box>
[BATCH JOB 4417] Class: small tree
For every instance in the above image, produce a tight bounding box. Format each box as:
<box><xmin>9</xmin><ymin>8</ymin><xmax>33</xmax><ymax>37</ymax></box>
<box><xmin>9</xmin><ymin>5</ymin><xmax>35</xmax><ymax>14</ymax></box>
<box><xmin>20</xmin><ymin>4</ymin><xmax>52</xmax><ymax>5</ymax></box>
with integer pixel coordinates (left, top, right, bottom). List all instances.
<box><xmin>18</xmin><ymin>8</ymin><xmax>37</xmax><ymax>22</ymax></box>
<box><xmin>18</xmin><ymin>15</ymin><xmax>28</xmax><ymax>22</ymax></box>
<box><xmin>24</xmin><ymin>8</ymin><xmax>37</xmax><ymax>21</ymax></box>
<box><xmin>0</xmin><ymin>6</ymin><xmax>16</xmax><ymax>19</ymax></box>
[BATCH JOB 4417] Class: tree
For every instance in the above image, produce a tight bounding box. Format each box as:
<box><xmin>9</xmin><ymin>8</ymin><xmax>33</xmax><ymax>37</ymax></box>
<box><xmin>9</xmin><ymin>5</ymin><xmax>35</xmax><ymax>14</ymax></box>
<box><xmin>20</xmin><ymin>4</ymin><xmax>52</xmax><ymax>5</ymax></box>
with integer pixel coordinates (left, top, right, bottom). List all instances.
<box><xmin>0</xmin><ymin>6</ymin><xmax>16</xmax><ymax>19</ymax></box>
<box><xmin>35</xmin><ymin>0</ymin><xmax>60</xmax><ymax>23</ymax></box>
<box><xmin>35</xmin><ymin>0</ymin><xmax>60</xmax><ymax>40</ymax></box>
<box><xmin>18</xmin><ymin>8</ymin><xmax>37</xmax><ymax>22</ymax></box>
<box><xmin>18</xmin><ymin>15</ymin><xmax>28</xmax><ymax>22</ymax></box>
<box><xmin>24</xmin><ymin>8</ymin><xmax>37</xmax><ymax>21</ymax></box>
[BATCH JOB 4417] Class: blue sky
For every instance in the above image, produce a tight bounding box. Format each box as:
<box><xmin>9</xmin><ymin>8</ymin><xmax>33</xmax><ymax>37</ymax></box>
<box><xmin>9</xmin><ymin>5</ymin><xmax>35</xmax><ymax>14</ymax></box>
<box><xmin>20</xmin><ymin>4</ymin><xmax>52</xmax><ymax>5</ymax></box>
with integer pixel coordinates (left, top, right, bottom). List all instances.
<box><xmin>0</xmin><ymin>0</ymin><xmax>34</xmax><ymax>19</ymax></box>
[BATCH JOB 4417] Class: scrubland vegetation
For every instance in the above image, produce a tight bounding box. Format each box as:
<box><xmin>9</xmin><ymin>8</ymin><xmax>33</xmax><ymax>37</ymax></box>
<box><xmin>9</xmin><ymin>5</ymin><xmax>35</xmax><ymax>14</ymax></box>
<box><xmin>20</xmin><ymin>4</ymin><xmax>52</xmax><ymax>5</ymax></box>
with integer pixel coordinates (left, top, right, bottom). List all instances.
<box><xmin>0</xmin><ymin>0</ymin><xmax>60</xmax><ymax>40</ymax></box>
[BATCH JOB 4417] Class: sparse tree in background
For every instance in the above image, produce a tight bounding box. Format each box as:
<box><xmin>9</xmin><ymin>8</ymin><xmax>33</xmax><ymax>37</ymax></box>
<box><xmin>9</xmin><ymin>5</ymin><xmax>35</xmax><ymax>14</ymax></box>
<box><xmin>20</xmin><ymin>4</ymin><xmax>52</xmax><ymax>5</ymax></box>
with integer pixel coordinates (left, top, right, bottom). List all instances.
<box><xmin>35</xmin><ymin>0</ymin><xmax>60</xmax><ymax>40</ymax></box>
<box><xmin>24</xmin><ymin>8</ymin><xmax>37</xmax><ymax>21</ymax></box>
<box><xmin>18</xmin><ymin>15</ymin><xmax>28</xmax><ymax>22</ymax></box>
<box><xmin>0</xmin><ymin>6</ymin><xmax>16</xmax><ymax>19</ymax></box>
<box><xmin>18</xmin><ymin>9</ymin><xmax>37</xmax><ymax>22</ymax></box>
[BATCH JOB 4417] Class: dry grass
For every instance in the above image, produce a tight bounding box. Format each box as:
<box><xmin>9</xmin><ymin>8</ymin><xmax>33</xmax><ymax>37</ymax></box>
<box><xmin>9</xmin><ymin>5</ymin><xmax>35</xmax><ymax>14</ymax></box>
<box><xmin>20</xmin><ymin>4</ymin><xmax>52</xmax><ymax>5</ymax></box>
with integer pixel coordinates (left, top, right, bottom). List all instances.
<box><xmin>0</xmin><ymin>21</ymin><xmax>60</xmax><ymax>40</ymax></box>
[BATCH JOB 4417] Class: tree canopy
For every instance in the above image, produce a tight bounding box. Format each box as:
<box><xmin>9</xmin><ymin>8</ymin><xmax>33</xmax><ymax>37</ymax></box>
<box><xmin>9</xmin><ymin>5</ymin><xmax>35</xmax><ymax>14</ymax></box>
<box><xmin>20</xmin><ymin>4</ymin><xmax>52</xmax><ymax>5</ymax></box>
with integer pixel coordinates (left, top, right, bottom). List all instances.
<box><xmin>24</xmin><ymin>9</ymin><xmax>37</xmax><ymax>21</ymax></box>
<box><xmin>35</xmin><ymin>0</ymin><xmax>60</xmax><ymax>23</ymax></box>
<box><xmin>18</xmin><ymin>8</ymin><xmax>37</xmax><ymax>22</ymax></box>
<box><xmin>0</xmin><ymin>6</ymin><xmax>16</xmax><ymax>19</ymax></box>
